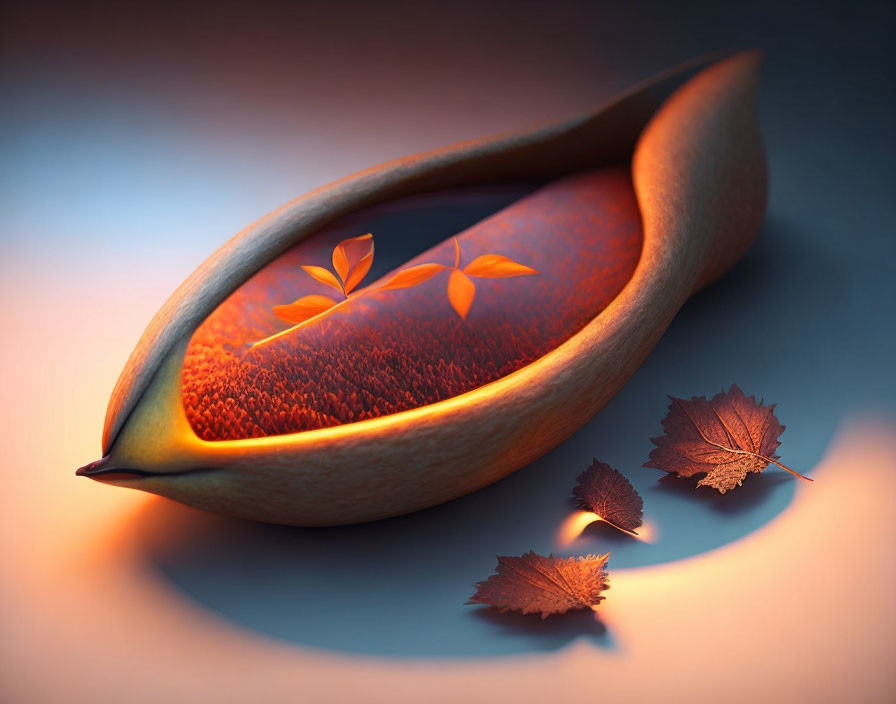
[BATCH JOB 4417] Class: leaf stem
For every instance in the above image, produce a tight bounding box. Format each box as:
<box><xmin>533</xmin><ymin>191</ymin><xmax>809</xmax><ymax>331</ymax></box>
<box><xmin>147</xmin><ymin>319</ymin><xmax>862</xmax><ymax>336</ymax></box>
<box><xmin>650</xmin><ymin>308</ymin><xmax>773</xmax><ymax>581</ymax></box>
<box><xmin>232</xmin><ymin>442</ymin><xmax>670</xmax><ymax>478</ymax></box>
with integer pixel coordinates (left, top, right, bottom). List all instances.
<box><xmin>252</xmin><ymin>246</ymin><xmax>460</xmax><ymax>352</ymax></box>
<box><xmin>248</xmin><ymin>270</ymin><xmax>425</xmax><ymax>351</ymax></box>
<box><xmin>671</xmin><ymin>398</ymin><xmax>814</xmax><ymax>484</ymax></box>
<box><xmin>727</xmin><ymin>448</ymin><xmax>813</xmax><ymax>482</ymax></box>
<box><xmin>248</xmin><ymin>292</ymin><xmax>359</xmax><ymax>351</ymax></box>
<box><xmin>597</xmin><ymin>516</ymin><xmax>640</xmax><ymax>538</ymax></box>
<box><xmin>758</xmin><ymin>454</ymin><xmax>814</xmax><ymax>482</ymax></box>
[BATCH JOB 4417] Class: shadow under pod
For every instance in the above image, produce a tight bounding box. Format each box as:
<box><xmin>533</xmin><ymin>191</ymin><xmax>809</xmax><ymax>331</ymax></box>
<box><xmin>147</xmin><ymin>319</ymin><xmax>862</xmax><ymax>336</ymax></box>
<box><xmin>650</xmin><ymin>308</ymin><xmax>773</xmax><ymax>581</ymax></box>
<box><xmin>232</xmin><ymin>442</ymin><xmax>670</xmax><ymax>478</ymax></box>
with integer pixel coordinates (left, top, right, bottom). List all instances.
<box><xmin>136</xmin><ymin>214</ymin><xmax>847</xmax><ymax>658</ymax></box>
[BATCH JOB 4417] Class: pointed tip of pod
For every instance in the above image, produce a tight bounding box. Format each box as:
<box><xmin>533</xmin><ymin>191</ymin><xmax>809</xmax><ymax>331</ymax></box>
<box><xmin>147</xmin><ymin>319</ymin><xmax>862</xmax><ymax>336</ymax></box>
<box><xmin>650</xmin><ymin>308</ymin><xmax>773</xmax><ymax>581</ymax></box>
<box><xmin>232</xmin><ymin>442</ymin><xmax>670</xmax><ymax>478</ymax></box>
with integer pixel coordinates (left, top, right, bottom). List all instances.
<box><xmin>76</xmin><ymin>456</ymin><xmax>147</xmax><ymax>481</ymax></box>
<box><xmin>75</xmin><ymin>457</ymin><xmax>107</xmax><ymax>476</ymax></box>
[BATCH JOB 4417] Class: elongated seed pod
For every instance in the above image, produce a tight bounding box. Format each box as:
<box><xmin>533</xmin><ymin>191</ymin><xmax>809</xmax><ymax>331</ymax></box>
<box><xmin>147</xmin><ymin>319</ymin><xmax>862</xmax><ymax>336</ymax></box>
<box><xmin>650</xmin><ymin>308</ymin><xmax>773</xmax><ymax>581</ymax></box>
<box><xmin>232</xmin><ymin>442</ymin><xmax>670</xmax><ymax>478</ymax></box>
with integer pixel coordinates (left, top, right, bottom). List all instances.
<box><xmin>78</xmin><ymin>51</ymin><xmax>766</xmax><ymax>525</ymax></box>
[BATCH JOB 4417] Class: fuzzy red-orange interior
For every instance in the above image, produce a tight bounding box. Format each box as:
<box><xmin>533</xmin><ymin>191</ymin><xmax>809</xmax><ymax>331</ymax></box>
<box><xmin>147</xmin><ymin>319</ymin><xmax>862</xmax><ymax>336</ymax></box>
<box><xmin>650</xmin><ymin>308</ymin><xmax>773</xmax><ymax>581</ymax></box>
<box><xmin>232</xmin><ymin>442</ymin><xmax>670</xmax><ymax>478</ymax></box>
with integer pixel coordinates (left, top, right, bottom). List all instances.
<box><xmin>181</xmin><ymin>167</ymin><xmax>642</xmax><ymax>440</ymax></box>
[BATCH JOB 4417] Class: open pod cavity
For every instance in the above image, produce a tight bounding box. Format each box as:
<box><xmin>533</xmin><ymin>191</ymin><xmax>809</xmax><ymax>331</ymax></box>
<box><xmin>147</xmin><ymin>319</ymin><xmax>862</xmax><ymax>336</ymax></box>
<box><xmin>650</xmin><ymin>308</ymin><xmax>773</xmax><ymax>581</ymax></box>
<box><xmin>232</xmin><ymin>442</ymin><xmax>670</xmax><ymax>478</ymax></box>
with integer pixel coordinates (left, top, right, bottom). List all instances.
<box><xmin>79</xmin><ymin>51</ymin><xmax>766</xmax><ymax>525</ymax></box>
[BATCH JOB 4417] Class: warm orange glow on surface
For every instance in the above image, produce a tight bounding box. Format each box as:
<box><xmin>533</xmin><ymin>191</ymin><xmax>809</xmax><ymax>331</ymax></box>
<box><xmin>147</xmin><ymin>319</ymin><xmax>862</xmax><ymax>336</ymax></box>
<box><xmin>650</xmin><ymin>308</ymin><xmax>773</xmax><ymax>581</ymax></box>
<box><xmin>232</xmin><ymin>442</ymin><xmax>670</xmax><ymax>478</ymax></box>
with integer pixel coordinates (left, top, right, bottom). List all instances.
<box><xmin>181</xmin><ymin>167</ymin><xmax>642</xmax><ymax>440</ymax></box>
<box><xmin>556</xmin><ymin>510</ymin><xmax>656</xmax><ymax>546</ymax></box>
<box><xmin>634</xmin><ymin>519</ymin><xmax>656</xmax><ymax>544</ymax></box>
<box><xmin>556</xmin><ymin>509</ymin><xmax>601</xmax><ymax>546</ymax></box>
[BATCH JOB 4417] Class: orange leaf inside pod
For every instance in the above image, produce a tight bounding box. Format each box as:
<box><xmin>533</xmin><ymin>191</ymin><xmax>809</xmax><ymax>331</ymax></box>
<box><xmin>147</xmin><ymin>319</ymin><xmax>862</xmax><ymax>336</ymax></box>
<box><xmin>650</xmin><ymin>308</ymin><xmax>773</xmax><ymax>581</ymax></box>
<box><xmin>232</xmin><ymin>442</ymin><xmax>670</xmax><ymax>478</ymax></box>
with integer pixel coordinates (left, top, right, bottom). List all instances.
<box><xmin>331</xmin><ymin>233</ymin><xmax>374</xmax><ymax>292</ymax></box>
<box><xmin>271</xmin><ymin>294</ymin><xmax>339</xmax><ymax>324</ymax></box>
<box><xmin>300</xmin><ymin>265</ymin><xmax>344</xmax><ymax>293</ymax></box>
<box><xmin>181</xmin><ymin>167</ymin><xmax>643</xmax><ymax>441</ymax></box>
<box><xmin>342</xmin><ymin>249</ymin><xmax>374</xmax><ymax>294</ymax></box>
<box><xmin>447</xmin><ymin>269</ymin><xmax>476</xmax><ymax>319</ymax></box>
<box><xmin>464</xmin><ymin>254</ymin><xmax>539</xmax><ymax>278</ymax></box>
<box><xmin>378</xmin><ymin>263</ymin><xmax>449</xmax><ymax>290</ymax></box>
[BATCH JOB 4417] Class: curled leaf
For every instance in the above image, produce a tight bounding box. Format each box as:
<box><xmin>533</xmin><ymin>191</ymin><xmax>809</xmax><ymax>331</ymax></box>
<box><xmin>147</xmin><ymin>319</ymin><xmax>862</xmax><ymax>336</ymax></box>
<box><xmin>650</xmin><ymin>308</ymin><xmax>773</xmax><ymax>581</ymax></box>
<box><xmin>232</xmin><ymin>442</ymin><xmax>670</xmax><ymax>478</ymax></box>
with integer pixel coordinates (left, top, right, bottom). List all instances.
<box><xmin>645</xmin><ymin>384</ymin><xmax>811</xmax><ymax>493</ymax></box>
<box><xmin>573</xmin><ymin>459</ymin><xmax>643</xmax><ymax>534</ymax></box>
<box><xmin>272</xmin><ymin>294</ymin><xmax>338</xmax><ymax>324</ymax></box>
<box><xmin>378</xmin><ymin>263</ymin><xmax>448</xmax><ymax>291</ymax></box>
<box><xmin>332</xmin><ymin>233</ymin><xmax>374</xmax><ymax>290</ymax></box>
<box><xmin>464</xmin><ymin>254</ymin><xmax>538</xmax><ymax>278</ymax></box>
<box><xmin>343</xmin><ymin>249</ymin><xmax>374</xmax><ymax>294</ymax></box>
<box><xmin>301</xmin><ymin>265</ymin><xmax>344</xmax><ymax>293</ymax></box>
<box><xmin>468</xmin><ymin>551</ymin><xmax>610</xmax><ymax>619</ymax></box>
<box><xmin>447</xmin><ymin>269</ymin><xmax>475</xmax><ymax>319</ymax></box>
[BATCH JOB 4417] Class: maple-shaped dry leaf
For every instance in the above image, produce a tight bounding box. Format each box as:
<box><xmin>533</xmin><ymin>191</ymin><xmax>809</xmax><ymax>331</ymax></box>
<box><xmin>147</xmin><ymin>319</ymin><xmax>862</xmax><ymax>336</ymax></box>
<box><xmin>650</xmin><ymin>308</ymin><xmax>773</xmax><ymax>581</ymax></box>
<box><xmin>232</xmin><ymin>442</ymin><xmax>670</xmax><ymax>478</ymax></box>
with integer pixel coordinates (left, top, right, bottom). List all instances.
<box><xmin>447</xmin><ymin>269</ymin><xmax>476</xmax><ymax>319</ymax></box>
<box><xmin>464</xmin><ymin>254</ymin><xmax>538</xmax><ymax>278</ymax></box>
<box><xmin>332</xmin><ymin>233</ymin><xmax>374</xmax><ymax>293</ymax></box>
<box><xmin>468</xmin><ymin>551</ymin><xmax>609</xmax><ymax>619</ymax></box>
<box><xmin>378</xmin><ymin>263</ymin><xmax>449</xmax><ymax>290</ymax></box>
<box><xmin>301</xmin><ymin>265</ymin><xmax>344</xmax><ymax>293</ymax></box>
<box><xmin>644</xmin><ymin>384</ymin><xmax>812</xmax><ymax>493</ymax></box>
<box><xmin>573</xmin><ymin>459</ymin><xmax>643</xmax><ymax>534</ymax></box>
<box><xmin>272</xmin><ymin>294</ymin><xmax>338</xmax><ymax>324</ymax></box>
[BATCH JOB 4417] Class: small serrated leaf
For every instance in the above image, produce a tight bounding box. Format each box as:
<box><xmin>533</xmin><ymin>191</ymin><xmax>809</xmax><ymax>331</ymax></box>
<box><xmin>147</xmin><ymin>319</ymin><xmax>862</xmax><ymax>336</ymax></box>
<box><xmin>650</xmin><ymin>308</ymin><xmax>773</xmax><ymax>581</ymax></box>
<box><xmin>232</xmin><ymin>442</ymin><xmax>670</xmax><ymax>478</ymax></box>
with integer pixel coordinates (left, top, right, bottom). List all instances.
<box><xmin>468</xmin><ymin>551</ymin><xmax>610</xmax><ymax>619</ymax></box>
<box><xmin>644</xmin><ymin>384</ymin><xmax>811</xmax><ymax>492</ymax></box>
<box><xmin>573</xmin><ymin>460</ymin><xmax>643</xmax><ymax>533</ymax></box>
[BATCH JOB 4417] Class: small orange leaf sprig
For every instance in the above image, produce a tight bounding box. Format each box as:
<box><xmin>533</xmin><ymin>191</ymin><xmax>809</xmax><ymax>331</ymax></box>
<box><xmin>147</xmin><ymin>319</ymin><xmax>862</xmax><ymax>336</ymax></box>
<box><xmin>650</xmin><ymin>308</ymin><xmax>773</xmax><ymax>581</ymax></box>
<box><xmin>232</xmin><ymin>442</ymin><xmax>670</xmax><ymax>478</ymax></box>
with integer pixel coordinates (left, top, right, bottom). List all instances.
<box><xmin>377</xmin><ymin>235</ymin><xmax>538</xmax><ymax>318</ymax></box>
<box><xmin>251</xmin><ymin>233</ymin><xmax>537</xmax><ymax>349</ymax></box>
<box><xmin>270</xmin><ymin>233</ymin><xmax>375</xmax><ymax>326</ymax></box>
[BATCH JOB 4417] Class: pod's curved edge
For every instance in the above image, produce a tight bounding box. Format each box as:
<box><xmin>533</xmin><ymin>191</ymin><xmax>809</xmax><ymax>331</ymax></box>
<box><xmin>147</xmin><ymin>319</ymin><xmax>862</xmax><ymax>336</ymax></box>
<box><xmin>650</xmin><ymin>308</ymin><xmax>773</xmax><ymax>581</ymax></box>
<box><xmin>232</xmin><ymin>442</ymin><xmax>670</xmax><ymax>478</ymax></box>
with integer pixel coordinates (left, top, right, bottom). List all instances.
<box><xmin>93</xmin><ymin>51</ymin><xmax>766</xmax><ymax>526</ymax></box>
<box><xmin>101</xmin><ymin>52</ymin><xmax>729</xmax><ymax>454</ymax></box>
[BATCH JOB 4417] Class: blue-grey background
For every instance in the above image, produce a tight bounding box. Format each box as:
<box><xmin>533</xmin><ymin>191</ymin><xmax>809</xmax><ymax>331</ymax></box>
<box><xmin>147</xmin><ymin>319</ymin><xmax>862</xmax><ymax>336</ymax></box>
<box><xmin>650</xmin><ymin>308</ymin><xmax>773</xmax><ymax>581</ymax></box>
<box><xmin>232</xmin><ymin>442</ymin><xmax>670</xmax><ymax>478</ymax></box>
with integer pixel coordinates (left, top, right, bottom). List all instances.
<box><xmin>3</xmin><ymin>0</ymin><xmax>893</xmax><ymax>657</ymax></box>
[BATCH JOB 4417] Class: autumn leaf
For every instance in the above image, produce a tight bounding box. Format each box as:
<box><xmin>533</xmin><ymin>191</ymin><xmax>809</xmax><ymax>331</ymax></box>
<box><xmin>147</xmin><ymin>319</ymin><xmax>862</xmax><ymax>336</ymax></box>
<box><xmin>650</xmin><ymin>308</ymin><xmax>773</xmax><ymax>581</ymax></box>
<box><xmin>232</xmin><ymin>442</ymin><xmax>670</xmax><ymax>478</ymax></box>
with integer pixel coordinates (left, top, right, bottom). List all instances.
<box><xmin>464</xmin><ymin>254</ymin><xmax>539</xmax><ymax>278</ymax></box>
<box><xmin>272</xmin><ymin>294</ymin><xmax>338</xmax><ymax>324</ymax></box>
<box><xmin>301</xmin><ymin>265</ymin><xmax>344</xmax><ymax>293</ymax></box>
<box><xmin>644</xmin><ymin>384</ymin><xmax>812</xmax><ymax>493</ymax></box>
<box><xmin>332</xmin><ymin>233</ymin><xmax>374</xmax><ymax>294</ymax></box>
<box><xmin>447</xmin><ymin>269</ymin><xmax>476</xmax><ymax>319</ymax></box>
<box><xmin>573</xmin><ymin>459</ymin><xmax>643</xmax><ymax>534</ymax></box>
<box><xmin>467</xmin><ymin>551</ymin><xmax>610</xmax><ymax>619</ymax></box>
<box><xmin>378</xmin><ymin>263</ymin><xmax>449</xmax><ymax>290</ymax></box>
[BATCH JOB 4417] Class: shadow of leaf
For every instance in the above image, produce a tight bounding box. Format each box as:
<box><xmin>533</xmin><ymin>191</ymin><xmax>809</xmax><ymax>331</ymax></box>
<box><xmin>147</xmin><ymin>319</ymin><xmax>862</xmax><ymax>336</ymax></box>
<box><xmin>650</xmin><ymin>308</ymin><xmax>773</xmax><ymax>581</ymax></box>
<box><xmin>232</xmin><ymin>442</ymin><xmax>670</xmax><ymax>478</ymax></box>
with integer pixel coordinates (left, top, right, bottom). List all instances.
<box><xmin>469</xmin><ymin>607</ymin><xmax>615</xmax><ymax>651</ymax></box>
<box><xmin>652</xmin><ymin>471</ymin><xmax>794</xmax><ymax>515</ymax></box>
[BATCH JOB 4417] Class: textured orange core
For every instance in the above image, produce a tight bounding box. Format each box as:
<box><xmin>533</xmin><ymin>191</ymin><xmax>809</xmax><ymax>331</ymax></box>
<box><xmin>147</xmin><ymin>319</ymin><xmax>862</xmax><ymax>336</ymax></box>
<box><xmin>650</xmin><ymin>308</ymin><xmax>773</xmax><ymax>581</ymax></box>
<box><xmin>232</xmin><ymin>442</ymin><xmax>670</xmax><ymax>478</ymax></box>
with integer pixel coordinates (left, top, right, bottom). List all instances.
<box><xmin>182</xmin><ymin>167</ymin><xmax>642</xmax><ymax>440</ymax></box>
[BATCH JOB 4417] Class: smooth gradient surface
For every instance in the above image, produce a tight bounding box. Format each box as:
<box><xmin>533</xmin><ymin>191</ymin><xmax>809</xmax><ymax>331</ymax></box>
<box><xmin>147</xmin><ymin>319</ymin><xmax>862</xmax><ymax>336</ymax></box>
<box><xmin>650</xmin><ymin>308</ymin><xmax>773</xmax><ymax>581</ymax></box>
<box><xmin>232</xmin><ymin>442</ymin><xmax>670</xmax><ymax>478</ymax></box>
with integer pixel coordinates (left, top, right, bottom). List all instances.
<box><xmin>2</xmin><ymin>1</ymin><xmax>894</xmax><ymax>702</ymax></box>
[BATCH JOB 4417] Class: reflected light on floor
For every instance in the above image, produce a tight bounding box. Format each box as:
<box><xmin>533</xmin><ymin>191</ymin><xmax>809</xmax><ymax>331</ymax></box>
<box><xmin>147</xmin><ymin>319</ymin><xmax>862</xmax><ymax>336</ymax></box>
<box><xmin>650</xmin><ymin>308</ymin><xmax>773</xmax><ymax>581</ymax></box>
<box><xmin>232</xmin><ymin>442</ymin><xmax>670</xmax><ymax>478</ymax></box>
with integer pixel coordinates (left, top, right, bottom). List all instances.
<box><xmin>633</xmin><ymin>519</ymin><xmax>657</xmax><ymax>544</ymax></box>
<box><xmin>556</xmin><ymin>511</ymin><xmax>657</xmax><ymax>547</ymax></box>
<box><xmin>556</xmin><ymin>510</ymin><xmax>600</xmax><ymax>546</ymax></box>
